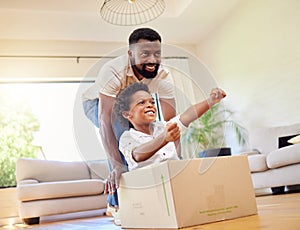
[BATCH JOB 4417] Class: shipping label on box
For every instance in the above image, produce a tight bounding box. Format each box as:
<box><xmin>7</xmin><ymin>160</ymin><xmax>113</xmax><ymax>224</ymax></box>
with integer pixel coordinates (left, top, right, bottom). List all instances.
<box><xmin>119</xmin><ymin>155</ymin><xmax>257</xmax><ymax>229</ymax></box>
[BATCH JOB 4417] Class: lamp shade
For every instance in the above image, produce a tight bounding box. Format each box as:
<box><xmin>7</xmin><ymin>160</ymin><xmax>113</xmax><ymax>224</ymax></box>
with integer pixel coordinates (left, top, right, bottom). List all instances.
<box><xmin>100</xmin><ymin>0</ymin><xmax>166</xmax><ymax>26</ymax></box>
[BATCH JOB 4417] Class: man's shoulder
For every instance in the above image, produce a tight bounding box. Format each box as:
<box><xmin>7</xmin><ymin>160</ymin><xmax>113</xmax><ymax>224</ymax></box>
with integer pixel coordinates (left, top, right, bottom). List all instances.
<box><xmin>159</xmin><ymin>63</ymin><xmax>170</xmax><ymax>70</ymax></box>
<box><xmin>104</xmin><ymin>54</ymin><xmax>128</xmax><ymax>67</ymax></box>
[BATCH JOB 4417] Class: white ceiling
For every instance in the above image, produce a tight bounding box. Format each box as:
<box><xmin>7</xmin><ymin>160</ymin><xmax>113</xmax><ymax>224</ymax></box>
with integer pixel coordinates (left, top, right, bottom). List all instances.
<box><xmin>0</xmin><ymin>0</ymin><xmax>243</xmax><ymax>44</ymax></box>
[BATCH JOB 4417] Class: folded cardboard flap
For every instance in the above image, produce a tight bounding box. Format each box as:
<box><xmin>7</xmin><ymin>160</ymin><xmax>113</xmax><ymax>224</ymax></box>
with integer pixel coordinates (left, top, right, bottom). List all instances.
<box><xmin>119</xmin><ymin>155</ymin><xmax>257</xmax><ymax>229</ymax></box>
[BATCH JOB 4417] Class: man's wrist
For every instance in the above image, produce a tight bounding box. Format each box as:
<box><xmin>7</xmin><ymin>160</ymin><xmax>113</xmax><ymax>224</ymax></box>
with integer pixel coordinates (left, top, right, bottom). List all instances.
<box><xmin>112</xmin><ymin>164</ymin><xmax>127</xmax><ymax>173</ymax></box>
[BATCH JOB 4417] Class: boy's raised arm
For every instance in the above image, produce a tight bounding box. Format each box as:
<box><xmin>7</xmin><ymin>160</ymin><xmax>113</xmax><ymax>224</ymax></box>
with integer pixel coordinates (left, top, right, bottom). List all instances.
<box><xmin>179</xmin><ymin>88</ymin><xmax>226</xmax><ymax>127</ymax></box>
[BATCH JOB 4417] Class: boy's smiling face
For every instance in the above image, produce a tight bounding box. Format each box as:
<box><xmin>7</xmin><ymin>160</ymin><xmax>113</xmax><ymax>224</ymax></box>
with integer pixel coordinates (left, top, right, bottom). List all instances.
<box><xmin>123</xmin><ymin>90</ymin><xmax>157</xmax><ymax>128</ymax></box>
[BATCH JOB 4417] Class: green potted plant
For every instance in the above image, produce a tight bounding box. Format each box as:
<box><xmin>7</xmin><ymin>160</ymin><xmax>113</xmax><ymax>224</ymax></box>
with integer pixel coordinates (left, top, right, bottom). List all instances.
<box><xmin>182</xmin><ymin>103</ymin><xmax>248</xmax><ymax>158</ymax></box>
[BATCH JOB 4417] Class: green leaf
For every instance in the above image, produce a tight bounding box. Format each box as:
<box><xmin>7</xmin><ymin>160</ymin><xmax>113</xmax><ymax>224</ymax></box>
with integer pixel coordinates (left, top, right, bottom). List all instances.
<box><xmin>0</xmin><ymin>94</ymin><xmax>40</xmax><ymax>187</ymax></box>
<box><xmin>182</xmin><ymin>103</ymin><xmax>248</xmax><ymax>155</ymax></box>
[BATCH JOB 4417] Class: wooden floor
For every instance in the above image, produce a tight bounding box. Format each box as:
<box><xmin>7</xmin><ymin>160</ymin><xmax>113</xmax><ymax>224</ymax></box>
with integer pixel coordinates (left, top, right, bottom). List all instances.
<box><xmin>1</xmin><ymin>192</ymin><xmax>300</xmax><ymax>230</ymax></box>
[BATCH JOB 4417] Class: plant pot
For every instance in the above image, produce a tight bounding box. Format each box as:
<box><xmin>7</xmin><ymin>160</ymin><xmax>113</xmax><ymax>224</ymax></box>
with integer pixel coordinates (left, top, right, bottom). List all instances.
<box><xmin>199</xmin><ymin>147</ymin><xmax>232</xmax><ymax>158</ymax></box>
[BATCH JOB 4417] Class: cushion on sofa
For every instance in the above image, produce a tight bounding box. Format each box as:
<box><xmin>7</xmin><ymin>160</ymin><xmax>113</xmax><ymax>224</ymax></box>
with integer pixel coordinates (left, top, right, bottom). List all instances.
<box><xmin>288</xmin><ymin>135</ymin><xmax>300</xmax><ymax>144</ymax></box>
<box><xmin>278</xmin><ymin>134</ymin><xmax>299</xmax><ymax>148</ymax></box>
<box><xmin>17</xmin><ymin>179</ymin><xmax>105</xmax><ymax>202</ymax></box>
<box><xmin>247</xmin><ymin>154</ymin><xmax>268</xmax><ymax>172</ymax></box>
<box><xmin>16</xmin><ymin>158</ymin><xmax>91</xmax><ymax>183</ymax></box>
<box><xmin>267</xmin><ymin>144</ymin><xmax>300</xmax><ymax>169</ymax></box>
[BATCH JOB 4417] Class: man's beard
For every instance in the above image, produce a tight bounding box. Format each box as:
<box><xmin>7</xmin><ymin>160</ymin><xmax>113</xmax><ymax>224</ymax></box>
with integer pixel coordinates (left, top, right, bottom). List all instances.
<box><xmin>132</xmin><ymin>63</ymin><xmax>160</xmax><ymax>79</ymax></box>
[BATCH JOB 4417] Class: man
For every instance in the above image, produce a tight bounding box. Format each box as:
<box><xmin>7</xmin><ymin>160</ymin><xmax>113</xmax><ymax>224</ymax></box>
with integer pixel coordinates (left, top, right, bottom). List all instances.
<box><xmin>82</xmin><ymin>28</ymin><xmax>176</xmax><ymax>221</ymax></box>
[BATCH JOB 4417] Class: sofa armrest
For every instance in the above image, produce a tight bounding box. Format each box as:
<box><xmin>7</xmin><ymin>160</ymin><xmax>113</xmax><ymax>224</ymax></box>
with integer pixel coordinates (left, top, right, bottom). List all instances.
<box><xmin>247</xmin><ymin>154</ymin><xmax>268</xmax><ymax>172</ymax></box>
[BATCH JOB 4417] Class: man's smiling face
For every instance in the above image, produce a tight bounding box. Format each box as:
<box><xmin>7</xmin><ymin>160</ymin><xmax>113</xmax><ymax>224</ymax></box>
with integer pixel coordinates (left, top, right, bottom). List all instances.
<box><xmin>129</xmin><ymin>39</ymin><xmax>161</xmax><ymax>79</ymax></box>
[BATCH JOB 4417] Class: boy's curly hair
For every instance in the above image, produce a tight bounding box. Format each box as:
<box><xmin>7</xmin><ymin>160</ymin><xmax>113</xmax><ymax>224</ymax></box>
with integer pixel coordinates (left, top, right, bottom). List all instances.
<box><xmin>113</xmin><ymin>82</ymin><xmax>151</xmax><ymax>128</ymax></box>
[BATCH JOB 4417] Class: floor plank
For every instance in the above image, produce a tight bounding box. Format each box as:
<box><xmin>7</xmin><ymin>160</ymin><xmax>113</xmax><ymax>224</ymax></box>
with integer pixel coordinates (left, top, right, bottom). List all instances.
<box><xmin>1</xmin><ymin>192</ymin><xmax>300</xmax><ymax>230</ymax></box>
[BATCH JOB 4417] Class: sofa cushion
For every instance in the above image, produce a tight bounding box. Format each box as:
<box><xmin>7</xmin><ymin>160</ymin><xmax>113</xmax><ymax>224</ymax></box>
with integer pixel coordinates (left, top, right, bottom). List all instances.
<box><xmin>267</xmin><ymin>144</ymin><xmax>300</xmax><ymax>169</ymax></box>
<box><xmin>16</xmin><ymin>158</ymin><xmax>91</xmax><ymax>183</ymax></box>
<box><xmin>279</xmin><ymin>134</ymin><xmax>299</xmax><ymax>148</ymax></box>
<box><xmin>17</xmin><ymin>179</ymin><xmax>105</xmax><ymax>202</ymax></box>
<box><xmin>247</xmin><ymin>154</ymin><xmax>268</xmax><ymax>172</ymax></box>
<box><xmin>288</xmin><ymin>135</ymin><xmax>300</xmax><ymax>144</ymax></box>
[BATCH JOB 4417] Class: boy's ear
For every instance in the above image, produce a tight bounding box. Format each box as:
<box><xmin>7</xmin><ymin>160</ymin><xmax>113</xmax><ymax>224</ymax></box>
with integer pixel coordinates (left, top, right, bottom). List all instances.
<box><xmin>128</xmin><ymin>49</ymin><xmax>133</xmax><ymax>58</ymax></box>
<box><xmin>122</xmin><ymin>111</ymin><xmax>131</xmax><ymax>120</ymax></box>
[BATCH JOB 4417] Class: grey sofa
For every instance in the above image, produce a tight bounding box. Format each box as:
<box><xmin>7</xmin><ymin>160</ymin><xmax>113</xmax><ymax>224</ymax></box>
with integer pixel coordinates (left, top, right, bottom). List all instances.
<box><xmin>16</xmin><ymin>158</ymin><xmax>109</xmax><ymax>224</ymax></box>
<box><xmin>246</xmin><ymin>123</ymin><xmax>300</xmax><ymax>194</ymax></box>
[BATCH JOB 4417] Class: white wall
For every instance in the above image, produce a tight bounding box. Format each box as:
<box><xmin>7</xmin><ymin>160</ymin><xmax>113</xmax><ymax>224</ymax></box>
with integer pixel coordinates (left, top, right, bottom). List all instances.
<box><xmin>0</xmin><ymin>39</ymin><xmax>125</xmax><ymax>81</ymax></box>
<box><xmin>196</xmin><ymin>0</ymin><xmax>300</xmax><ymax>131</ymax></box>
<box><xmin>0</xmin><ymin>39</ymin><xmax>196</xmax><ymax>81</ymax></box>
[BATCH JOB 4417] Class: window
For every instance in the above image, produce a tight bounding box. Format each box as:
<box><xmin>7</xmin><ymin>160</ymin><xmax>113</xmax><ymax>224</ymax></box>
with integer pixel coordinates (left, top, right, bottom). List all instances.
<box><xmin>0</xmin><ymin>82</ymin><xmax>106</xmax><ymax>162</ymax></box>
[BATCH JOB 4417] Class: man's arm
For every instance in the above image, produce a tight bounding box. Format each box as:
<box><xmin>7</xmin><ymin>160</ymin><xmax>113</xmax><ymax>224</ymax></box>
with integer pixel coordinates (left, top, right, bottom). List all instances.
<box><xmin>160</xmin><ymin>98</ymin><xmax>176</xmax><ymax>121</ymax></box>
<box><xmin>160</xmin><ymin>97</ymin><xmax>182</xmax><ymax>157</ymax></box>
<box><xmin>99</xmin><ymin>93</ymin><xmax>126</xmax><ymax>193</ymax></box>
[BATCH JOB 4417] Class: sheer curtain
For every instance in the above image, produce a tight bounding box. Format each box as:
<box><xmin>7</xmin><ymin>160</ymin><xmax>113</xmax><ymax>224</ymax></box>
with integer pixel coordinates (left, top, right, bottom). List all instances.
<box><xmin>164</xmin><ymin>57</ymin><xmax>208</xmax><ymax>159</ymax></box>
<box><xmin>164</xmin><ymin>58</ymin><xmax>196</xmax><ymax>113</ymax></box>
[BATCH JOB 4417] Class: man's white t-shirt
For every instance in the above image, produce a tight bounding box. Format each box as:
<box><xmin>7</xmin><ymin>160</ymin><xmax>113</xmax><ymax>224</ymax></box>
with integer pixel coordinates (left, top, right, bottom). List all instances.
<box><xmin>82</xmin><ymin>54</ymin><xmax>175</xmax><ymax>101</ymax></box>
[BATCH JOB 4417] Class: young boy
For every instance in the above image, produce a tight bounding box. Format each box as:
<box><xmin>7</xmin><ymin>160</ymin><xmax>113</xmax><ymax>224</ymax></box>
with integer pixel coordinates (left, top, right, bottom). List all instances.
<box><xmin>113</xmin><ymin>82</ymin><xmax>226</xmax><ymax>171</ymax></box>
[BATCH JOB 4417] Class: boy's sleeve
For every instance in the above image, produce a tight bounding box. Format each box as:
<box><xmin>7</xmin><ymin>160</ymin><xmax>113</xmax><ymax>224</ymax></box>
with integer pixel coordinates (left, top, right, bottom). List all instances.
<box><xmin>119</xmin><ymin>132</ymin><xmax>140</xmax><ymax>170</ymax></box>
<box><xmin>168</xmin><ymin>115</ymin><xmax>188</xmax><ymax>132</ymax></box>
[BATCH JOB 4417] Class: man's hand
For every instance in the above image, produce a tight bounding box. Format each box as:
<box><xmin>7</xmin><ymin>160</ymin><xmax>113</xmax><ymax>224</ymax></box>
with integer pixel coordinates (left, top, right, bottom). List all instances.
<box><xmin>104</xmin><ymin>165</ymin><xmax>127</xmax><ymax>194</ymax></box>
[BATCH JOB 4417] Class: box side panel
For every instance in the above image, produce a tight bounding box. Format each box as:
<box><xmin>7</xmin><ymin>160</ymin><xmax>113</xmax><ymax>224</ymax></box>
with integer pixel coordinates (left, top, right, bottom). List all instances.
<box><xmin>169</xmin><ymin>156</ymin><xmax>257</xmax><ymax>228</ymax></box>
<box><xmin>119</xmin><ymin>162</ymin><xmax>178</xmax><ymax>228</ymax></box>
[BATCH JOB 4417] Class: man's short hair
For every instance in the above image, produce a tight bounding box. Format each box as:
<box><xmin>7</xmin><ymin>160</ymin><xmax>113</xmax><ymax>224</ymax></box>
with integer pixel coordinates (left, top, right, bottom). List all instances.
<box><xmin>129</xmin><ymin>28</ymin><xmax>162</xmax><ymax>45</ymax></box>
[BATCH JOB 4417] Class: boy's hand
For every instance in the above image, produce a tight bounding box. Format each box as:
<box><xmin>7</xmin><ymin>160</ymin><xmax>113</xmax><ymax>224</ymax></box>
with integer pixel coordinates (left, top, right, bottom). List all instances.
<box><xmin>165</xmin><ymin>122</ymin><xmax>181</xmax><ymax>142</ymax></box>
<box><xmin>209</xmin><ymin>88</ymin><xmax>226</xmax><ymax>107</ymax></box>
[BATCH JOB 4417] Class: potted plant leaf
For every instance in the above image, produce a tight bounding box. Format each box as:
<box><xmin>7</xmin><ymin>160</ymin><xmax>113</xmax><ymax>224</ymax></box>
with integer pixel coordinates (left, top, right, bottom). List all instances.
<box><xmin>182</xmin><ymin>103</ymin><xmax>248</xmax><ymax>158</ymax></box>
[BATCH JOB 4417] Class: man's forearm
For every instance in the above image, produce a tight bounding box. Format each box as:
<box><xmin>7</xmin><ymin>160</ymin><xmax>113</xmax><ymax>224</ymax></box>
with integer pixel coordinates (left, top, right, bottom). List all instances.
<box><xmin>99</xmin><ymin>117</ymin><xmax>123</xmax><ymax>169</ymax></box>
<box><xmin>160</xmin><ymin>98</ymin><xmax>176</xmax><ymax>121</ymax></box>
<box><xmin>98</xmin><ymin>93</ymin><xmax>125</xmax><ymax>170</ymax></box>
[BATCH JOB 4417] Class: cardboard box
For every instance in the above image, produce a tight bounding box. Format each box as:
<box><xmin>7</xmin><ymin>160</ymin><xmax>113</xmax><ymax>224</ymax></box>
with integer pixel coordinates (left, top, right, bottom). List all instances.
<box><xmin>119</xmin><ymin>155</ymin><xmax>257</xmax><ymax>229</ymax></box>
